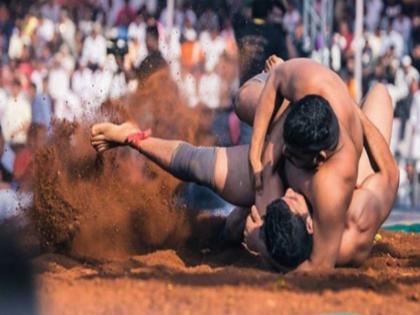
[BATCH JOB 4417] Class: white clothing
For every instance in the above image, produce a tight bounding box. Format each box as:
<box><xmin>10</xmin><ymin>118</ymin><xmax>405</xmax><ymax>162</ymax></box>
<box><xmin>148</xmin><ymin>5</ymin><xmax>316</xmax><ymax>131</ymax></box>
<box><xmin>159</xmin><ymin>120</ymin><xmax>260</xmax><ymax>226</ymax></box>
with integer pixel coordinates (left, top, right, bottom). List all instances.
<box><xmin>198</xmin><ymin>72</ymin><xmax>221</xmax><ymax>109</ymax></box>
<box><xmin>108</xmin><ymin>72</ymin><xmax>127</xmax><ymax>100</ymax></box>
<box><xmin>409</xmin><ymin>92</ymin><xmax>420</xmax><ymax>159</ymax></box>
<box><xmin>199</xmin><ymin>31</ymin><xmax>226</xmax><ymax>72</ymax></box>
<box><xmin>71</xmin><ymin>68</ymin><xmax>93</xmax><ymax>101</ymax></box>
<box><xmin>128</xmin><ymin>21</ymin><xmax>146</xmax><ymax>44</ymax></box>
<box><xmin>8</xmin><ymin>30</ymin><xmax>24</xmax><ymax>60</ymax></box>
<box><xmin>48</xmin><ymin>67</ymin><xmax>70</xmax><ymax>101</ymax></box>
<box><xmin>159</xmin><ymin>27</ymin><xmax>181</xmax><ymax>62</ymax></box>
<box><xmin>54</xmin><ymin>90</ymin><xmax>82</xmax><ymax>121</ymax></box>
<box><xmin>1</xmin><ymin>93</ymin><xmax>31</xmax><ymax>144</ymax></box>
<box><xmin>392</xmin><ymin>16</ymin><xmax>412</xmax><ymax>42</ymax></box>
<box><xmin>81</xmin><ymin>35</ymin><xmax>107</xmax><ymax>67</ymax></box>
<box><xmin>365</xmin><ymin>32</ymin><xmax>383</xmax><ymax>60</ymax></box>
<box><xmin>381</xmin><ymin>30</ymin><xmax>404</xmax><ymax>58</ymax></box>
<box><xmin>30</xmin><ymin>70</ymin><xmax>43</xmax><ymax>93</ymax></box>
<box><xmin>0</xmin><ymin>89</ymin><xmax>7</xmax><ymax>121</ymax></box>
<box><xmin>37</xmin><ymin>18</ymin><xmax>55</xmax><ymax>42</ymax></box>
<box><xmin>365</xmin><ymin>0</ymin><xmax>383</xmax><ymax>32</ymax></box>
<box><xmin>178</xmin><ymin>74</ymin><xmax>198</xmax><ymax>108</ymax></box>
<box><xmin>59</xmin><ymin>17</ymin><xmax>76</xmax><ymax>52</ymax></box>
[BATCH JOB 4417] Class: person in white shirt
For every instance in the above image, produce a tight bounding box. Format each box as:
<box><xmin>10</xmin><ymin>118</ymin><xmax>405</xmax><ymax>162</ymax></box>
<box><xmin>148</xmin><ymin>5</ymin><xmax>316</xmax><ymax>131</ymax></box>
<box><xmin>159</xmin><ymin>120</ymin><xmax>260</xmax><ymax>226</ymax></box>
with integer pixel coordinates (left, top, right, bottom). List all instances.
<box><xmin>8</xmin><ymin>27</ymin><xmax>24</xmax><ymax>60</ymax></box>
<box><xmin>58</xmin><ymin>10</ymin><xmax>76</xmax><ymax>55</ymax></box>
<box><xmin>48</xmin><ymin>57</ymin><xmax>70</xmax><ymax>102</ymax></box>
<box><xmin>71</xmin><ymin>61</ymin><xmax>93</xmax><ymax>103</ymax></box>
<box><xmin>381</xmin><ymin>24</ymin><xmax>404</xmax><ymax>58</ymax></box>
<box><xmin>198</xmin><ymin>63</ymin><xmax>221</xmax><ymax>109</ymax></box>
<box><xmin>1</xmin><ymin>79</ymin><xmax>31</xmax><ymax>145</ymax></box>
<box><xmin>199</xmin><ymin>26</ymin><xmax>226</xmax><ymax>76</ymax></box>
<box><xmin>37</xmin><ymin>16</ymin><xmax>55</xmax><ymax>43</ymax></box>
<box><xmin>128</xmin><ymin>14</ymin><xmax>148</xmax><ymax>67</ymax></box>
<box><xmin>81</xmin><ymin>23</ymin><xmax>107</xmax><ymax>68</ymax></box>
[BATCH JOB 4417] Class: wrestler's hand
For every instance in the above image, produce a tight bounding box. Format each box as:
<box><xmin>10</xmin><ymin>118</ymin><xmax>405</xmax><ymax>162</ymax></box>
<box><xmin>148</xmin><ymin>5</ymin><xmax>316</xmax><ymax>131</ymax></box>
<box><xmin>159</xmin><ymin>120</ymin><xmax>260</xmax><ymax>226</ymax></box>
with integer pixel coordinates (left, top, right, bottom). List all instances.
<box><xmin>264</xmin><ymin>55</ymin><xmax>284</xmax><ymax>72</ymax></box>
<box><xmin>249</xmin><ymin>158</ymin><xmax>263</xmax><ymax>191</ymax></box>
<box><xmin>223</xmin><ymin>207</ymin><xmax>249</xmax><ymax>243</ymax></box>
<box><xmin>243</xmin><ymin>205</ymin><xmax>264</xmax><ymax>255</ymax></box>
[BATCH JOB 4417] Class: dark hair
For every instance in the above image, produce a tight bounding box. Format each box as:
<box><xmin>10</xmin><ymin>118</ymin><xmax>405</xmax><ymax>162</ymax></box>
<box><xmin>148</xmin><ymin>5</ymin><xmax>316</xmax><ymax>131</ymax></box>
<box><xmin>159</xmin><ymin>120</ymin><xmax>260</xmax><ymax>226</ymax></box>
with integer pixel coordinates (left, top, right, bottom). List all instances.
<box><xmin>146</xmin><ymin>25</ymin><xmax>159</xmax><ymax>40</ymax></box>
<box><xmin>252</xmin><ymin>0</ymin><xmax>272</xmax><ymax>19</ymax></box>
<box><xmin>262</xmin><ymin>199</ymin><xmax>313</xmax><ymax>268</ymax></box>
<box><xmin>284</xmin><ymin>95</ymin><xmax>339</xmax><ymax>153</ymax></box>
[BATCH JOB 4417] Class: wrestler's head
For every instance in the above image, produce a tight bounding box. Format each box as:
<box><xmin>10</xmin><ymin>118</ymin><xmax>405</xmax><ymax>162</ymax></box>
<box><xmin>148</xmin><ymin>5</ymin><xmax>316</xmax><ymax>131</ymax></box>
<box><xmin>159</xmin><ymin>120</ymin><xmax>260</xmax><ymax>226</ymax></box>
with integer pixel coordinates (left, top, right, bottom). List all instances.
<box><xmin>283</xmin><ymin>95</ymin><xmax>339</xmax><ymax>170</ymax></box>
<box><xmin>244</xmin><ymin>189</ymin><xmax>313</xmax><ymax>269</ymax></box>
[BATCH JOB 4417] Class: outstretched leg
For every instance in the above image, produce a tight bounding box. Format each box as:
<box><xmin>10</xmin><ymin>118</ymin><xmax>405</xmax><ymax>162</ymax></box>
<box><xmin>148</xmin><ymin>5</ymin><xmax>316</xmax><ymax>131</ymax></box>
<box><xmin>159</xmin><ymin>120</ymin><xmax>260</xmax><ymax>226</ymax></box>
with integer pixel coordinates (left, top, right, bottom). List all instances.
<box><xmin>357</xmin><ymin>83</ymin><xmax>394</xmax><ymax>184</ymax></box>
<box><xmin>91</xmin><ymin>122</ymin><xmax>255</xmax><ymax>207</ymax></box>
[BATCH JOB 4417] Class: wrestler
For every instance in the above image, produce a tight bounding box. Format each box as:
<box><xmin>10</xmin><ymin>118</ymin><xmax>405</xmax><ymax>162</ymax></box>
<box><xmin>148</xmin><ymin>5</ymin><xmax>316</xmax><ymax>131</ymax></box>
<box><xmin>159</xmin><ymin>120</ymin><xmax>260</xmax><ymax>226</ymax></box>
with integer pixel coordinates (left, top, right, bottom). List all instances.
<box><xmin>241</xmin><ymin>57</ymin><xmax>388</xmax><ymax>271</ymax></box>
<box><xmin>90</xmin><ymin>82</ymin><xmax>398</xmax><ymax>270</ymax></box>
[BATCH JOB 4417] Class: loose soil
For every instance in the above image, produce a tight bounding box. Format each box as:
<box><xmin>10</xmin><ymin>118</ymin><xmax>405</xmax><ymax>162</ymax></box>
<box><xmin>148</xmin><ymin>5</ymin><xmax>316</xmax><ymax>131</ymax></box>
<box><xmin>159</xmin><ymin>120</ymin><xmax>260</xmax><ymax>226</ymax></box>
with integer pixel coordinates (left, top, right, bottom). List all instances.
<box><xmin>35</xmin><ymin>231</ymin><xmax>420</xmax><ymax>315</ymax></box>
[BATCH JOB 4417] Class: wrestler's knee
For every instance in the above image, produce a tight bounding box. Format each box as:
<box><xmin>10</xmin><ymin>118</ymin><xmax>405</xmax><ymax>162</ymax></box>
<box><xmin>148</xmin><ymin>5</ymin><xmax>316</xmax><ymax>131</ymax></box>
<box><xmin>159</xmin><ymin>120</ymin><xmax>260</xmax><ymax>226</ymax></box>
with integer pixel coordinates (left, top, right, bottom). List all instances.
<box><xmin>371</xmin><ymin>83</ymin><xmax>392</xmax><ymax>101</ymax></box>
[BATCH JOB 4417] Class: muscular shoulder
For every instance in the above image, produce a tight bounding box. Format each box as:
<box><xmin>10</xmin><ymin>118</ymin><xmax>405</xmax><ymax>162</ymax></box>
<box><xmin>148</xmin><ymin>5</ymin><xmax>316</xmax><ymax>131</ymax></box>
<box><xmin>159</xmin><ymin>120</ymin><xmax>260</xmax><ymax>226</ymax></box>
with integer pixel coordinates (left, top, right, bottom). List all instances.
<box><xmin>320</xmin><ymin>149</ymin><xmax>358</xmax><ymax>185</ymax></box>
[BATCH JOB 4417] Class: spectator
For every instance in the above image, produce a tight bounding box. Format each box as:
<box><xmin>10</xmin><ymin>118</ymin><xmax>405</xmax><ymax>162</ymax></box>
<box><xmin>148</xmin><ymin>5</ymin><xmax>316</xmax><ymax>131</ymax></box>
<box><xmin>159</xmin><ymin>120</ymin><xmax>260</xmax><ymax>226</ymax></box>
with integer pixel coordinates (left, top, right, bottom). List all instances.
<box><xmin>115</xmin><ymin>0</ymin><xmax>136</xmax><ymax>28</ymax></box>
<box><xmin>199</xmin><ymin>23</ymin><xmax>226</xmax><ymax>76</ymax></box>
<box><xmin>47</xmin><ymin>57</ymin><xmax>70</xmax><ymax>102</ymax></box>
<box><xmin>365</xmin><ymin>0</ymin><xmax>384</xmax><ymax>32</ymax></box>
<box><xmin>233</xmin><ymin>0</ymin><xmax>288</xmax><ymax>84</ymax></box>
<box><xmin>392</xmin><ymin>12</ymin><xmax>412</xmax><ymax>54</ymax></box>
<box><xmin>136</xmin><ymin>25</ymin><xmax>168</xmax><ymax>83</ymax></box>
<box><xmin>36</xmin><ymin>16</ymin><xmax>55</xmax><ymax>43</ymax></box>
<box><xmin>381</xmin><ymin>22</ymin><xmax>405</xmax><ymax>58</ymax></box>
<box><xmin>58</xmin><ymin>10</ymin><xmax>76</xmax><ymax>55</ymax></box>
<box><xmin>1</xmin><ymin>79</ymin><xmax>31</xmax><ymax>146</ymax></box>
<box><xmin>81</xmin><ymin>23</ymin><xmax>107</xmax><ymax>68</ymax></box>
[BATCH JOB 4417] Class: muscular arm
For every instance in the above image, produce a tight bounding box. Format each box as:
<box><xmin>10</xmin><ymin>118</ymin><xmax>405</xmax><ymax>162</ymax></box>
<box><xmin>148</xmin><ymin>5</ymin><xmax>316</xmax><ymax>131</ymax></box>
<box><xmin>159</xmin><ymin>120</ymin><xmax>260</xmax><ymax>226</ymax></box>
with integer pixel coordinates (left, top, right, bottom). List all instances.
<box><xmin>337</xmin><ymin>110</ymin><xmax>399</xmax><ymax>266</ymax></box>
<box><xmin>298</xmin><ymin>164</ymin><xmax>356</xmax><ymax>271</ymax></box>
<box><xmin>355</xmin><ymin>109</ymin><xmax>399</xmax><ymax>222</ymax></box>
<box><xmin>249</xmin><ymin>59</ymin><xmax>333</xmax><ymax>189</ymax></box>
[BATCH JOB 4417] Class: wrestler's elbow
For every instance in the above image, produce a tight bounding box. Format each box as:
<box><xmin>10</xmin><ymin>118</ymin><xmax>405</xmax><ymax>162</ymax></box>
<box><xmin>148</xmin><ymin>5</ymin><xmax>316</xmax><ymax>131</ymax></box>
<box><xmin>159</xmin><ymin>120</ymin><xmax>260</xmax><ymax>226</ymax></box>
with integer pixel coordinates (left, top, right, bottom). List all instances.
<box><xmin>384</xmin><ymin>159</ymin><xmax>400</xmax><ymax>193</ymax></box>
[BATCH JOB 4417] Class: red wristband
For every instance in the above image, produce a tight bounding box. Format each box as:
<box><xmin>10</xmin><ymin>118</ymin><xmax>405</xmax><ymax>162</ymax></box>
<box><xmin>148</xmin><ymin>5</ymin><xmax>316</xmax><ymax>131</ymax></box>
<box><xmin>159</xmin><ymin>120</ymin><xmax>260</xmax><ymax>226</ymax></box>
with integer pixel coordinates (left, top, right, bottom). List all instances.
<box><xmin>126</xmin><ymin>129</ymin><xmax>151</xmax><ymax>148</ymax></box>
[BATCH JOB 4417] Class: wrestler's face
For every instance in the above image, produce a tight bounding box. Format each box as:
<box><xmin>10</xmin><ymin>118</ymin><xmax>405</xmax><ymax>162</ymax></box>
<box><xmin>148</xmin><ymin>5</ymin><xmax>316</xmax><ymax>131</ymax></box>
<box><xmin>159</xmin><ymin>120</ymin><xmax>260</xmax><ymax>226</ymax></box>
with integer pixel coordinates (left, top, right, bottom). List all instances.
<box><xmin>282</xmin><ymin>188</ymin><xmax>313</xmax><ymax>234</ymax></box>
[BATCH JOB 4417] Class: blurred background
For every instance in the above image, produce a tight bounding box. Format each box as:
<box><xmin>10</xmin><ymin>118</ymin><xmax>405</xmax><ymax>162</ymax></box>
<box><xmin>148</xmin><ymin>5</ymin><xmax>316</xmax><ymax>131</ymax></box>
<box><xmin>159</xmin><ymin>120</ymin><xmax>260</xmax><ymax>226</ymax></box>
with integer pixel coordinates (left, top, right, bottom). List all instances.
<box><xmin>0</xmin><ymin>0</ymin><xmax>419</xmax><ymax>218</ymax></box>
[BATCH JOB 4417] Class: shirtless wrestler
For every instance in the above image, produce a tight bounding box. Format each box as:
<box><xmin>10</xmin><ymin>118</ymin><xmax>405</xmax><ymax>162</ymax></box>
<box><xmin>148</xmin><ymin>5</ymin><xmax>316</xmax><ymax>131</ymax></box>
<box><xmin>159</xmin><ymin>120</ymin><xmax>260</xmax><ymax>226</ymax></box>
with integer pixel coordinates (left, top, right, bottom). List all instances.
<box><xmin>90</xmin><ymin>81</ymin><xmax>398</xmax><ymax>271</ymax></box>
<box><xmin>238</xmin><ymin>57</ymin><xmax>398</xmax><ymax>271</ymax></box>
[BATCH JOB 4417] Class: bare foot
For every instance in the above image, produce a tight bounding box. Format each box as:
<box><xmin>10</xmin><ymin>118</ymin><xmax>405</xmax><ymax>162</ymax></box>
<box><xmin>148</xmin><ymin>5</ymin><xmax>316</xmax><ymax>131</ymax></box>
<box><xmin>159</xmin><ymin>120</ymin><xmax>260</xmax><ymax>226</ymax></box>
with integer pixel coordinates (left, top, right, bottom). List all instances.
<box><xmin>91</xmin><ymin>121</ymin><xmax>142</xmax><ymax>153</ymax></box>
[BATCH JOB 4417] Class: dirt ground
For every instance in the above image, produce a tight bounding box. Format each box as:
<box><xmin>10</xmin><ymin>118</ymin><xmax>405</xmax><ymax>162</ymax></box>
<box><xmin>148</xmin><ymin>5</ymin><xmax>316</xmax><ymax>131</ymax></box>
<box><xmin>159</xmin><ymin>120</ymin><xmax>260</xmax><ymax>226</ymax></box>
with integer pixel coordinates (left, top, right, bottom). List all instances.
<box><xmin>34</xmin><ymin>231</ymin><xmax>420</xmax><ymax>315</ymax></box>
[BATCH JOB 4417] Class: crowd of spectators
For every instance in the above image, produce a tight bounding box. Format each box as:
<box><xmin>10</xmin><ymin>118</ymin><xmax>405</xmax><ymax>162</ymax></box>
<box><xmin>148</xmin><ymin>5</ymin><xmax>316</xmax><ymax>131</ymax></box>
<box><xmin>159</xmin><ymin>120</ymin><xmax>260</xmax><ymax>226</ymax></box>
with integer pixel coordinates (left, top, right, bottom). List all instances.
<box><xmin>0</xmin><ymin>0</ymin><xmax>419</xmax><ymax>212</ymax></box>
